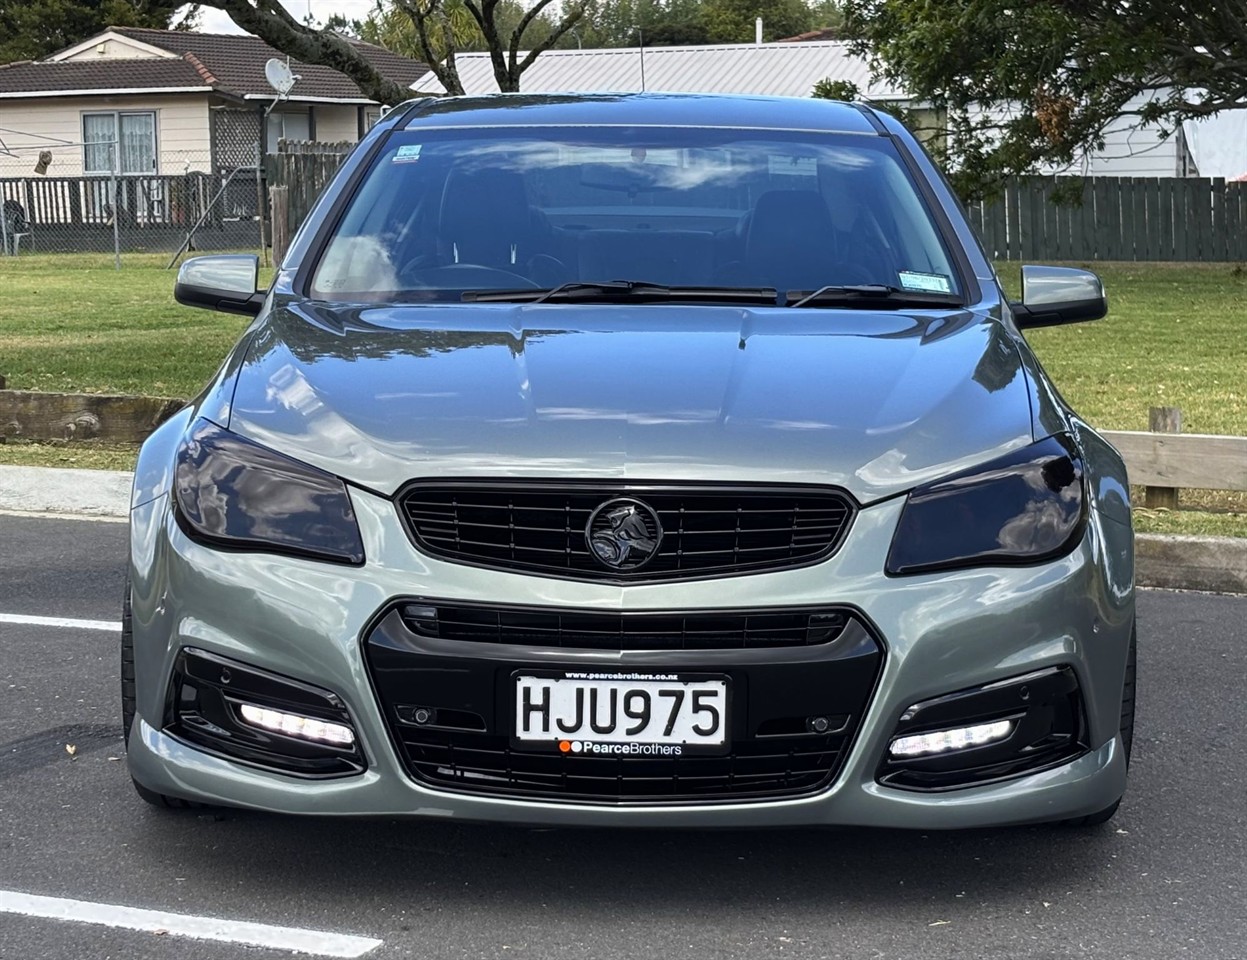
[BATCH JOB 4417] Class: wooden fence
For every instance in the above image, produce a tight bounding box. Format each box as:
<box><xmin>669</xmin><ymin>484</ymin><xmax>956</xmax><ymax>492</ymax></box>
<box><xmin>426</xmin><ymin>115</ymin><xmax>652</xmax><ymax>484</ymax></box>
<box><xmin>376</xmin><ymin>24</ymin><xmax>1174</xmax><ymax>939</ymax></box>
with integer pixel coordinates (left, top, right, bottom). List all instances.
<box><xmin>0</xmin><ymin>172</ymin><xmax>245</xmax><ymax>228</ymax></box>
<box><xmin>275</xmin><ymin>139</ymin><xmax>356</xmax><ymax>155</ymax></box>
<box><xmin>262</xmin><ymin>154</ymin><xmax>1247</xmax><ymax>266</ymax></box>
<box><xmin>264</xmin><ymin>144</ymin><xmax>353</xmax><ymax>253</ymax></box>
<box><xmin>965</xmin><ymin>177</ymin><xmax>1247</xmax><ymax>262</ymax></box>
<box><xmin>0</xmin><ymin>170</ymin><xmax>263</xmax><ymax>253</ymax></box>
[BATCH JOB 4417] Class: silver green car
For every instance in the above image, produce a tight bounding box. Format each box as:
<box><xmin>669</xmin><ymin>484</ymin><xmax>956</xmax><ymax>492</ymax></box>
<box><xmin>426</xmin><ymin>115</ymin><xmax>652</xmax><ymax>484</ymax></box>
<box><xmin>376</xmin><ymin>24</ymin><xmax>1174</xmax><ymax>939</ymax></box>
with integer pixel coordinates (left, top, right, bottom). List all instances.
<box><xmin>124</xmin><ymin>93</ymin><xmax>1136</xmax><ymax>828</ymax></box>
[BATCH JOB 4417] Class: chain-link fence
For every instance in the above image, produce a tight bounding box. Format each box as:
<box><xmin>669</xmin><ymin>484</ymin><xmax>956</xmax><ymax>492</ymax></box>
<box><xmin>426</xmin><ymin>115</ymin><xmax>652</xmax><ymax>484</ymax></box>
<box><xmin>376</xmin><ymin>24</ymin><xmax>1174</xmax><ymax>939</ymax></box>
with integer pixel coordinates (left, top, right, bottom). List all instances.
<box><xmin>1</xmin><ymin>145</ymin><xmax>267</xmax><ymax>265</ymax></box>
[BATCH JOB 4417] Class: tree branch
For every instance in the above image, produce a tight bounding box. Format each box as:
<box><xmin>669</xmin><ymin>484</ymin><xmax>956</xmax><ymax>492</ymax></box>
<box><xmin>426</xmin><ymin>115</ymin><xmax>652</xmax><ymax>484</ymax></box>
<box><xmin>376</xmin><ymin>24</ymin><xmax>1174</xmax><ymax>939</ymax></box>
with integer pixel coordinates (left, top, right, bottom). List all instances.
<box><xmin>509</xmin><ymin>0</ymin><xmax>559</xmax><ymax>74</ymax></box>
<box><xmin>199</xmin><ymin>0</ymin><xmax>417</xmax><ymax>105</ymax></box>
<box><xmin>394</xmin><ymin>0</ymin><xmax>464</xmax><ymax>96</ymax></box>
<box><xmin>464</xmin><ymin>0</ymin><xmax>513</xmax><ymax>92</ymax></box>
<box><xmin>514</xmin><ymin>2</ymin><xmax>585</xmax><ymax>78</ymax></box>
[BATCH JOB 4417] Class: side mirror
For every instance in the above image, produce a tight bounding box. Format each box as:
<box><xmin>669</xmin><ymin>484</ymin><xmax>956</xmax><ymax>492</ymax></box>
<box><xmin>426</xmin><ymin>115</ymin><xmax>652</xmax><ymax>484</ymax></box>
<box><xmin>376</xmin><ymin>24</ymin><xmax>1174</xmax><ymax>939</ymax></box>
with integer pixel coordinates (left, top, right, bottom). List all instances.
<box><xmin>174</xmin><ymin>255</ymin><xmax>265</xmax><ymax>316</ymax></box>
<box><xmin>1010</xmin><ymin>265</ymin><xmax>1107</xmax><ymax>329</ymax></box>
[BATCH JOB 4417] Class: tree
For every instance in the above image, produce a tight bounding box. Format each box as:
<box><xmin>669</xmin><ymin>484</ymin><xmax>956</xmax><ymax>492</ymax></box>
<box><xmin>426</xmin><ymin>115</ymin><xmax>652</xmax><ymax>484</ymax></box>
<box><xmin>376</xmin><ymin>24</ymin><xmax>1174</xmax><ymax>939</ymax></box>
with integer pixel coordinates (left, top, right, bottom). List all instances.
<box><xmin>198</xmin><ymin>0</ymin><xmax>584</xmax><ymax>99</ymax></box>
<box><xmin>807</xmin><ymin>0</ymin><xmax>845</xmax><ymax>36</ymax></box>
<box><xmin>701</xmin><ymin>0</ymin><xmax>814</xmax><ymax>43</ymax></box>
<box><xmin>576</xmin><ymin>0</ymin><xmax>710</xmax><ymax>47</ymax></box>
<box><xmin>0</xmin><ymin>0</ymin><xmax>195</xmax><ymax>64</ymax></box>
<box><xmin>353</xmin><ymin>0</ymin><xmax>569</xmax><ymax>69</ymax></box>
<box><xmin>831</xmin><ymin>0</ymin><xmax>1247</xmax><ymax>199</ymax></box>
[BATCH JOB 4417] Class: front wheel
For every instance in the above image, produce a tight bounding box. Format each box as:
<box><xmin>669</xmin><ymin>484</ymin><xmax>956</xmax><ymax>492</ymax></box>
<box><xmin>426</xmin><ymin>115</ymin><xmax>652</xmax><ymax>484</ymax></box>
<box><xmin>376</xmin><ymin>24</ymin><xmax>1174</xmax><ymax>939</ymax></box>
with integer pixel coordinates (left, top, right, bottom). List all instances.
<box><xmin>122</xmin><ymin>574</ymin><xmax>203</xmax><ymax>810</ymax></box>
<box><xmin>120</xmin><ymin>577</ymin><xmax>136</xmax><ymax>747</ymax></box>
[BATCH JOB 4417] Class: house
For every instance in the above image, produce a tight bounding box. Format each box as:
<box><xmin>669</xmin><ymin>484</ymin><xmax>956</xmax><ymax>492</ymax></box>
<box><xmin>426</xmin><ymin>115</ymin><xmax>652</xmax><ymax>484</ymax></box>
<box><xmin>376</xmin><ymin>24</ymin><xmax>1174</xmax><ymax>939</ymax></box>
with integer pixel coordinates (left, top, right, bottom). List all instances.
<box><xmin>411</xmin><ymin>40</ymin><xmax>1245</xmax><ymax>179</ymax></box>
<box><xmin>0</xmin><ymin>27</ymin><xmax>427</xmax><ymax>179</ymax></box>
<box><xmin>0</xmin><ymin>27</ymin><xmax>425</xmax><ymax>251</ymax></box>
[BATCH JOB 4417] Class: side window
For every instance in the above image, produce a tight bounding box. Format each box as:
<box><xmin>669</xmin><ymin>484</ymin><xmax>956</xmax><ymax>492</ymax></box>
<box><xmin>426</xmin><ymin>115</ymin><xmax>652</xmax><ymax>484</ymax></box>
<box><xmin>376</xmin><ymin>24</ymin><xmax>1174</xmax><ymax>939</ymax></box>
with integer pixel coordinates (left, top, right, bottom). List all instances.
<box><xmin>83</xmin><ymin>113</ymin><xmax>117</xmax><ymax>174</ymax></box>
<box><xmin>83</xmin><ymin>112</ymin><xmax>156</xmax><ymax>175</ymax></box>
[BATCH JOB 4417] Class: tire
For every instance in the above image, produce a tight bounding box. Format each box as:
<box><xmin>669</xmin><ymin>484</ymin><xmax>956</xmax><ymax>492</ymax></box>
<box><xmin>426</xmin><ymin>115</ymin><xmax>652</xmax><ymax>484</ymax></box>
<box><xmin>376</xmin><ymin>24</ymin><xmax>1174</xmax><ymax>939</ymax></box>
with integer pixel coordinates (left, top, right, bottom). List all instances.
<box><xmin>1063</xmin><ymin>621</ymin><xmax>1136</xmax><ymax>827</ymax></box>
<box><xmin>122</xmin><ymin>574</ymin><xmax>203</xmax><ymax>810</ymax></box>
<box><xmin>120</xmin><ymin>577</ymin><xmax>136</xmax><ymax>747</ymax></box>
<box><xmin>131</xmin><ymin>777</ymin><xmax>202</xmax><ymax>810</ymax></box>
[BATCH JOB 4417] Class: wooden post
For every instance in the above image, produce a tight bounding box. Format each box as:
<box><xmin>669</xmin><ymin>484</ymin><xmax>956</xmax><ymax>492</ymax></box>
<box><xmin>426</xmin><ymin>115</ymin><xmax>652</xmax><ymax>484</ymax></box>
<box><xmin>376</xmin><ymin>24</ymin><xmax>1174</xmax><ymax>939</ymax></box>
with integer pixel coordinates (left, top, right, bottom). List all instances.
<box><xmin>1144</xmin><ymin>406</ymin><xmax>1183</xmax><ymax>509</ymax></box>
<box><xmin>269</xmin><ymin>185</ymin><xmax>290</xmax><ymax>269</ymax></box>
<box><xmin>255</xmin><ymin>144</ymin><xmax>268</xmax><ymax>267</ymax></box>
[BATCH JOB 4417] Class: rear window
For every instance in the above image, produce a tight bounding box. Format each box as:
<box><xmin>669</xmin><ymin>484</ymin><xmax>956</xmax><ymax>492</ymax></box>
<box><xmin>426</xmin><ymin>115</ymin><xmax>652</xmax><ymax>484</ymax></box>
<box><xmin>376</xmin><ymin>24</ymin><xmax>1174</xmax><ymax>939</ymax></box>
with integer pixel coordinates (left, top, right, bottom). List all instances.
<box><xmin>310</xmin><ymin>125</ymin><xmax>961</xmax><ymax>302</ymax></box>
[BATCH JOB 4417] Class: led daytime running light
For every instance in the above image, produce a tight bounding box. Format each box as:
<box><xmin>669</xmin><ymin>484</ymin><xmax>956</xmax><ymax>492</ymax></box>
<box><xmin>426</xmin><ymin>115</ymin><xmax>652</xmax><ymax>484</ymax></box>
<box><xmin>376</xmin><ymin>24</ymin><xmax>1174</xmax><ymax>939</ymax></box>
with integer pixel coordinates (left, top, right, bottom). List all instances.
<box><xmin>239</xmin><ymin>703</ymin><xmax>355</xmax><ymax>746</ymax></box>
<box><xmin>889</xmin><ymin>719</ymin><xmax>1014</xmax><ymax>758</ymax></box>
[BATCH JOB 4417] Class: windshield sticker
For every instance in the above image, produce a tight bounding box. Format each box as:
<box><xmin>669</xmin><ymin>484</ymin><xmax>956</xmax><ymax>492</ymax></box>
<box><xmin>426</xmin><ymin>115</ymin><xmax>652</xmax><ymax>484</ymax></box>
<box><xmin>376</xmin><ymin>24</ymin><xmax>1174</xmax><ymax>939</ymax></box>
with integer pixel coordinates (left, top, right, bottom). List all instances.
<box><xmin>392</xmin><ymin>144</ymin><xmax>422</xmax><ymax>164</ymax></box>
<box><xmin>898</xmin><ymin>271</ymin><xmax>953</xmax><ymax>294</ymax></box>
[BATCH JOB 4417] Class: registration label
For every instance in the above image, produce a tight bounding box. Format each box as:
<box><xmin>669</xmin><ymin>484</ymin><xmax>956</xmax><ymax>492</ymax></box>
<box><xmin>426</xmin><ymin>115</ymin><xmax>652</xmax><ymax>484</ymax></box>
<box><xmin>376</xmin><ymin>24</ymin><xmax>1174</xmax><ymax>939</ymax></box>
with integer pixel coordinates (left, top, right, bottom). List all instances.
<box><xmin>513</xmin><ymin>672</ymin><xmax>729</xmax><ymax>755</ymax></box>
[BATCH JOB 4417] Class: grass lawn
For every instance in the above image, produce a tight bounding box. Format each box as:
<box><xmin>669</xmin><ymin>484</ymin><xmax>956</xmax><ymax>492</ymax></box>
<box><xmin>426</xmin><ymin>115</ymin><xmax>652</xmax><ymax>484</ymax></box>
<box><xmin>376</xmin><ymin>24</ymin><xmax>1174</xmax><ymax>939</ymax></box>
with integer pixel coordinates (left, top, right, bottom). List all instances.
<box><xmin>996</xmin><ymin>261</ymin><xmax>1246</xmax><ymax>436</ymax></box>
<box><xmin>1</xmin><ymin>254</ymin><xmax>1243</xmax><ymax>537</ymax></box>
<box><xmin>0</xmin><ymin>252</ymin><xmax>263</xmax><ymax>398</ymax></box>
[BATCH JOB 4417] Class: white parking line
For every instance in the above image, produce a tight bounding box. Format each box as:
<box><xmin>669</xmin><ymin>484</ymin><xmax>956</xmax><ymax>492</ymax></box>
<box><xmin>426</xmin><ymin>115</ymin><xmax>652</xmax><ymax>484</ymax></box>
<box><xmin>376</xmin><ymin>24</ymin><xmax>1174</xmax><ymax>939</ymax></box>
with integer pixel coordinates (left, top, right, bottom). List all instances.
<box><xmin>0</xmin><ymin>891</ymin><xmax>383</xmax><ymax>958</ymax></box>
<box><xmin>0</xmin><ymin>613</ymin><xmax>121</xmax><ymax>632</ymax></box>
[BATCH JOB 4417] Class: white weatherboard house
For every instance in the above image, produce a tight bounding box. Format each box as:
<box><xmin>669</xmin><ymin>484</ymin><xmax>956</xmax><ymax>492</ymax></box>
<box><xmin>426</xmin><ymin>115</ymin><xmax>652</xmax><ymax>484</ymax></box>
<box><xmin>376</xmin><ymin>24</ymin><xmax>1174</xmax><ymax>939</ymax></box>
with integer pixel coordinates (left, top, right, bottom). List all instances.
<box><xmin>412</xmin><ymin>41</ymin><xmax>1246</xmax><ymax>179</ymax></box>
<box><xmin>0</xmin><ymin>27</ymin><xmax>427</xmax><ymax>179</ymax></box>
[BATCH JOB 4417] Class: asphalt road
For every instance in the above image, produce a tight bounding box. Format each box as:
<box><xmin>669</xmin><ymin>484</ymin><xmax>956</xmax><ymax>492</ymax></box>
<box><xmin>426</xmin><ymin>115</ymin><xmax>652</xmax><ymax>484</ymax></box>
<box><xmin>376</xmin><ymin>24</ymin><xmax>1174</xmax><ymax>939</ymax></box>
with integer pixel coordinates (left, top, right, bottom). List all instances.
<box><xmin>1</xmin><ymin>513</ymin><xmax>1244</xmax><ymax>960</ymax></box>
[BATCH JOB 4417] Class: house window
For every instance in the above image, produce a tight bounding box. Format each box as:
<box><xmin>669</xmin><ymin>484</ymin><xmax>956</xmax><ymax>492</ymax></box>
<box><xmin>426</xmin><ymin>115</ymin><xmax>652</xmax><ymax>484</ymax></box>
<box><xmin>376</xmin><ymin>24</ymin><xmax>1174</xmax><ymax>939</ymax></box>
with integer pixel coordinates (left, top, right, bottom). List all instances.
<box><xmin>266</xmin><ymin>110</ymin><xmax>311</xmax><ymax>153</ymax></box>
<box><xmin>905</xmin><ymin>107</ymin><xmax>948</xmax><ymax>153</ymax></box>
<box><xmin>1175</xmin><ymin>127</ymin><xmax>1200</xmax><ymax>177</ymax></box>
<box><xmin>83</xmin><ymin>112</ymin><xmax>157</xmax><ymax>174</ymax></box>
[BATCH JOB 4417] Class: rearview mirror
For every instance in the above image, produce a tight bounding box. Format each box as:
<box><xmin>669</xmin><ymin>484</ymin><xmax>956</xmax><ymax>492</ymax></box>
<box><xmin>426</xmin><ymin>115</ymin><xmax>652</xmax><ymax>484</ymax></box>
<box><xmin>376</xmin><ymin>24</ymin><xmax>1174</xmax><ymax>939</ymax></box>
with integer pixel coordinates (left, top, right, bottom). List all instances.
<box><xmin>578</xmin><ymin>162</ymin><xmax>661</xmax><ymax>192</ymax></box>
<box><xmin>174</xmin><ymin>255</ymin><xmax>265</xmax><ymax>316</ymax></box>
<box><xmin>1011</xmin><ymin>265</ymin><xmax>1107</xmax><ymax>329</ymax></box>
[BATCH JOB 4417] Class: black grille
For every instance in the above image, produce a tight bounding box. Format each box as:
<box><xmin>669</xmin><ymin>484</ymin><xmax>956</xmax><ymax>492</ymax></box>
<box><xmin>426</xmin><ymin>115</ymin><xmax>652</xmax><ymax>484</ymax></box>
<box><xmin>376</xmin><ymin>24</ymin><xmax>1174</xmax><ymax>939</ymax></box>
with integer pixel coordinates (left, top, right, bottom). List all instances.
<box><xmin>396</xmin><ymin>482</ymin><xmax>856</xmax><ymax>581</ymax></box>
<box><xmin>364</xmin><ymin>605</ymin><xmax>884</xmax><ymax>804</ymax></box>
<box><xmin>399</xmin><ymin>602</ymin><xmax>849</xmax><ymax>651</ymax></box>
<box><xmin>399</xmin><ymin>731</ymin><xmax>850</xmax><ymax>801</ymax></box>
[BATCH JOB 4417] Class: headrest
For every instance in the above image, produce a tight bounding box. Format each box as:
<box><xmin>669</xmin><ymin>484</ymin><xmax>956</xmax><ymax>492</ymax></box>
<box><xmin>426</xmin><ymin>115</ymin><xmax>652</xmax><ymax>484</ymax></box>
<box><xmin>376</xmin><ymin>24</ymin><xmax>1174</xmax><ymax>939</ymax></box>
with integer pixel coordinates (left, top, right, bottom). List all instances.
<box><xmin>745</xmin><ymin>191</ymin><xmax>836</xmax><ymax>258</ymax></box>
<box><xmin>439</xmin><ymin>166</ymin><xmax>531</xmax><ymax>266</ymax></box>
<box><xmin>744</xmin><ymin>191</ymin><xmax>838</xmax><ymax>289</ymax></box>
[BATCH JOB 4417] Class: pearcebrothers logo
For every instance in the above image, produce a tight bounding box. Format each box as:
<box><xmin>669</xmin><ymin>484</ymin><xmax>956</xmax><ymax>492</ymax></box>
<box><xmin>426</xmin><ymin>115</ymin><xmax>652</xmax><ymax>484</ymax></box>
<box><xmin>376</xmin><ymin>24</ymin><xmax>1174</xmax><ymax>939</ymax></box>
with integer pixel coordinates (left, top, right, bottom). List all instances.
<box><xmin>558</xmin><ymin>740</ymin><xmax>683</xmax><ymax>756</ymax></box>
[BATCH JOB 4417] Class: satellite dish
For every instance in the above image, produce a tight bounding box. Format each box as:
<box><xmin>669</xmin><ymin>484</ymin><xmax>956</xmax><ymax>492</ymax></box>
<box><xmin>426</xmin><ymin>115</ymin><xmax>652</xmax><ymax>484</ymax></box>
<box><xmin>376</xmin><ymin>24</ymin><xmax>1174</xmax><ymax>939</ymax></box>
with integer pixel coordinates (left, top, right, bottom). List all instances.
<box><xmin>264</xmin><ymin>58</ymin><xmax>297</xmax><ymax>96</ymax></box>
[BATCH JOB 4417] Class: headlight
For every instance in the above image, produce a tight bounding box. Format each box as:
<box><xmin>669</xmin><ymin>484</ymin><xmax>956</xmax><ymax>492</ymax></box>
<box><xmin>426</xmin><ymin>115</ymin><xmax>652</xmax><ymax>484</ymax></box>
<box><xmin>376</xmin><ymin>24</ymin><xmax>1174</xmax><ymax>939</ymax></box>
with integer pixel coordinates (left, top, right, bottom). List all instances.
<box><xmin>885</xmin><ymin>434</ymin><xmax>1085</xmax><ymax>576</ymax></box>
<box><xmin>173</xmin><ymin>419</ymin><xmax>365</xmax><ymax>565</ymax></box>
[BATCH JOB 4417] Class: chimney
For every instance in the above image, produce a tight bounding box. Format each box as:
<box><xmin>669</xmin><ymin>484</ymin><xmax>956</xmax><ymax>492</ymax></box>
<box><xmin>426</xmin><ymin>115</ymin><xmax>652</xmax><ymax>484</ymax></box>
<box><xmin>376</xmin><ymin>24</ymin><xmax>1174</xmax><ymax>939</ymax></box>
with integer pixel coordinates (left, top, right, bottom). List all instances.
<box><xmin>755</xmin><ymin>17</ymin><xmax>763</xmax><ymax>44</ymax></box>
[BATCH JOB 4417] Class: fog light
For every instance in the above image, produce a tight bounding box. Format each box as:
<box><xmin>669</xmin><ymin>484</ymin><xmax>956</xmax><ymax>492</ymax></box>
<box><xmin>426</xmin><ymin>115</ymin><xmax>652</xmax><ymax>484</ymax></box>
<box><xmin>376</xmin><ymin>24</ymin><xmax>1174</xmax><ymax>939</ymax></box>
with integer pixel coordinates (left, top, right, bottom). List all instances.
<box><xmin>239</xmin><ymin>703</ymin><xmax>355</xmax><ymax>746</ymax></box>
<box><xmin>888</xmin><ymin>719</ymin><xmax>1013</xmax><ymax>758</ymax></box>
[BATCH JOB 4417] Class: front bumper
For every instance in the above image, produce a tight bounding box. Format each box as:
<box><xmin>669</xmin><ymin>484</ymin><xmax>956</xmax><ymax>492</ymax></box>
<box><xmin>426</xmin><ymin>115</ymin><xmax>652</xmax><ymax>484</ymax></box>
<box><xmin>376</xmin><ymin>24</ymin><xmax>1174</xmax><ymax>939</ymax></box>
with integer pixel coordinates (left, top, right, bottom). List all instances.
<box><xmin>127</xmin><ymin>486</ymin><xmax>1134</xmax><ymax>827</ymax></box>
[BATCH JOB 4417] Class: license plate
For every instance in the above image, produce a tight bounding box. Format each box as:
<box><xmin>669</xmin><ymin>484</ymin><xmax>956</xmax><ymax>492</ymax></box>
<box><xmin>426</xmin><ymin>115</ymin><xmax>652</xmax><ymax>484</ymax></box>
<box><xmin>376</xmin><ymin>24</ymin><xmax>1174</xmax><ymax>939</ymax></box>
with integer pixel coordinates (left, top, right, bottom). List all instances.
<box><xmin>513</xmin><ymin>672</ymin><xmax>729</xmax><ymax>756</ymax></box>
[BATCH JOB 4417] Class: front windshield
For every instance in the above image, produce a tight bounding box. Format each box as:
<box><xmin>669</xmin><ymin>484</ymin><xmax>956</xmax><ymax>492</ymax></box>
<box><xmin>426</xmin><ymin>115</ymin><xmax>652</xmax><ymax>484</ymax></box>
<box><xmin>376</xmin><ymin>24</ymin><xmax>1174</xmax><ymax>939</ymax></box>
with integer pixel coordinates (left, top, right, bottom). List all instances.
<box><xmin>310</xmin><ymin>125</ymin><xmax>962</xmax><ymax>302</ymax></box>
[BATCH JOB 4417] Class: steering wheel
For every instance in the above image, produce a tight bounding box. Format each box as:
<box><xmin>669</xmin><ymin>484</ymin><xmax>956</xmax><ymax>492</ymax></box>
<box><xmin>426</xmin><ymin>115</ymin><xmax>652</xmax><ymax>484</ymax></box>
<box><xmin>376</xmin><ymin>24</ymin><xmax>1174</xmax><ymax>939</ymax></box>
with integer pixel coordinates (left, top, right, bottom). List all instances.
<box><xmin>397</xmin><ymin>262</ymin><xmax>541</xmax><ymax>289</ymax></box>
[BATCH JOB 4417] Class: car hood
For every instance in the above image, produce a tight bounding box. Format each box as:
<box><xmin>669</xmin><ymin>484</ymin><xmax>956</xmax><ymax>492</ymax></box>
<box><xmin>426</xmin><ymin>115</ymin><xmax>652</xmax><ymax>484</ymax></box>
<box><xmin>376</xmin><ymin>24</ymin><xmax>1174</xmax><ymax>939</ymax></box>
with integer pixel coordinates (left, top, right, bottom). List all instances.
<box><xmin>224</xmin><ymin>301</ymin><xmax>1034</xmax><ymax>504</ymax></box>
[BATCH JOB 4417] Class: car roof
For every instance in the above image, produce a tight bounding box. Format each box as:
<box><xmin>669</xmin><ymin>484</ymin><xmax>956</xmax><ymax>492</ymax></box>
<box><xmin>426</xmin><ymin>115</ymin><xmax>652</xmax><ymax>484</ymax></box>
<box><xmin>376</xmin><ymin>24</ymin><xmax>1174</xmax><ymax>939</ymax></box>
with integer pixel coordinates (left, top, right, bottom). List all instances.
<box><xmin>399</xmin><ymin>92</ymin><xmax>882</xmax><ymax>135</ymax></box>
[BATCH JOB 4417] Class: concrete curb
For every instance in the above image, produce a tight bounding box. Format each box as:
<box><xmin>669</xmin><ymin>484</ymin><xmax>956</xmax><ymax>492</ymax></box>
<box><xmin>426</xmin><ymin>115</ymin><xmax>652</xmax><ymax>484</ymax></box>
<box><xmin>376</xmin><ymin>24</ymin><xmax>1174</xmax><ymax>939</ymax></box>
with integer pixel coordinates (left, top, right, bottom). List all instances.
<box><xmin>2</xmin><ymin>465</ymin><xmax>1244</xmax><ymax>594</ymax></box>
<box><xmin>1135</xmin><ymin>534</ymin><xmax>1247</xmax><ymax>595</ymax></box>
<box><xmin>0</xmin><ymin>465</ymin><xmax>132</xmax><ymax>518</ymax></box>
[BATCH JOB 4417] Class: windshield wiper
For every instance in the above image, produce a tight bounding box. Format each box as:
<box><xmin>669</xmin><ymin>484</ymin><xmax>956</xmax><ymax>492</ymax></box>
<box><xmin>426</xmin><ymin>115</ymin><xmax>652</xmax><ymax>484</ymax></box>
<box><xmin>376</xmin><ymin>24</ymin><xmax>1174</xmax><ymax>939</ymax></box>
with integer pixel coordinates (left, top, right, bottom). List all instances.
<box><xmin>463</xmin><ymin>280</ymin><xmax>778</xmax><ymax>304</ymax></box>
<box><xmin>788</xmin><ymin>284</ymin><xmax>964</xmax><ymax>309</ymax></box>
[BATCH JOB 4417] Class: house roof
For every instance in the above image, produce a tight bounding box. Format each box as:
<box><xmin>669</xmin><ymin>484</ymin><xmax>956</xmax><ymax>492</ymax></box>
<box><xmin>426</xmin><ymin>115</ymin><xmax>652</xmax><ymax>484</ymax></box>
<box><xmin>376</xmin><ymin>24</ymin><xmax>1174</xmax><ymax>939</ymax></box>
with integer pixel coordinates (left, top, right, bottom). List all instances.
<box><xmin>778</xmin><ymin>28</ymin><xmax>844</xmax><ymax>42</ymax></box>
<box><xmin>0</xmin><ymin>55</ymin><xmax>212</xmax><ymax>98</ymax></box>
<box><xmin>0</xmin><ymin>27</ymin><xmax>427</xmax><ymax>103</ymax></box>
<box><xmin>109</xmin><ymin>27</ymin><xmax>428</xmax><ymax>102</ymax></box>
<box><xmin>410</xmin><ymin>41</ymin><xmax>907</xmax><ymax>101</ymax></box>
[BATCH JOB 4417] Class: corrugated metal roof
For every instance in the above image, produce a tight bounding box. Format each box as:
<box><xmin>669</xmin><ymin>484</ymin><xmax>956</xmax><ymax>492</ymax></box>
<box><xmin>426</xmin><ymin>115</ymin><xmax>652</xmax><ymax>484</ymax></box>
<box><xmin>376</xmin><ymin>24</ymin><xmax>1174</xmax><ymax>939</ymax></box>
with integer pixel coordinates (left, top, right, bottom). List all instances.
<box><xmin>412</xmin><ymin>41</ymin><xmax>908</xmax><ymax>101</ymax></box>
